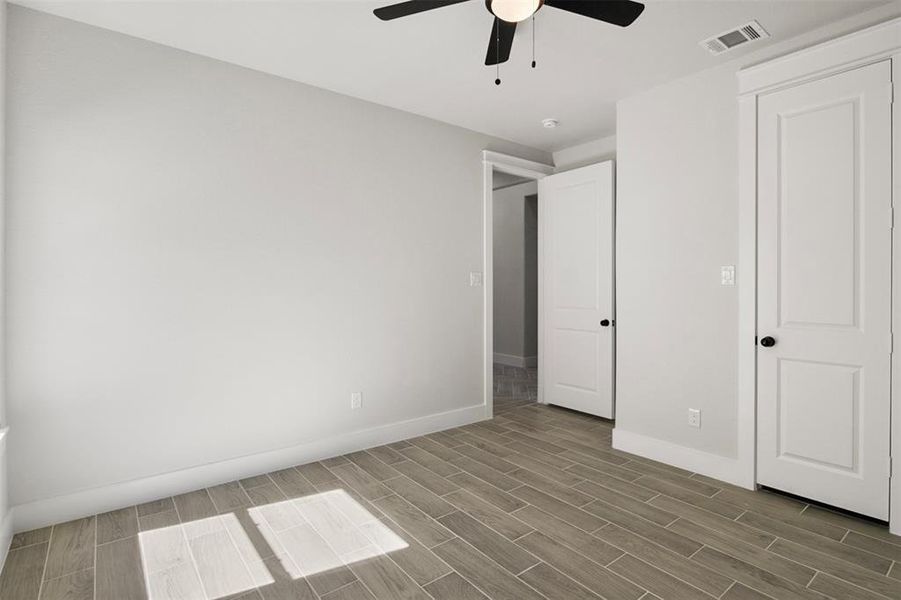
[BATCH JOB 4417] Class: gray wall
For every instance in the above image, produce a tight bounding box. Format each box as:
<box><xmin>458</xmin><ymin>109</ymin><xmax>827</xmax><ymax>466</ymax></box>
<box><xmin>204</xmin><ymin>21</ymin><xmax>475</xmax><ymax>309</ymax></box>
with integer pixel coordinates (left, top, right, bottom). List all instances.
<box><xmin>0</xmin><ymin>0</ymin><xmax>10</xmax><ymax>562</ymax></box>
<box><xmin>523</xmin><ymin>194</ymin><xmax>538</xmax><ymax>358</ymax></box>
<box><xmin>614</xmin><ymin>6</ymin><xmax>900</xmax><ymax>464</ymax></box>
<box><xmin>617</xmin><ymin>64</ymin><xmax>739</xmax><ymax>458</ymax></box>
<box><xmin>492</xmin><ymin>180</ymin><xmax>538</xmax><ymax>362</ymax></box>
<box><xmin>5</xmin><ymin>6</ymin><xmax>550</xmax><ymax>508</ymax></box>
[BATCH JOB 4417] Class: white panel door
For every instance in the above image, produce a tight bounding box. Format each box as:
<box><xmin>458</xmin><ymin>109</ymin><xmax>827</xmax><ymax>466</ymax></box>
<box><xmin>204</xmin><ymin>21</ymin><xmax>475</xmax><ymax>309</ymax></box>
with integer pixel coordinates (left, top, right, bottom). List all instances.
<box><xmin>540</xmin><ymin>162</ymin><xmax>614</xmax><ymax>418</ymax></box>
<box><xmin>757</xmin><ymin>61</ymin><xmax>892</xmax><ymax>519</ymax></box>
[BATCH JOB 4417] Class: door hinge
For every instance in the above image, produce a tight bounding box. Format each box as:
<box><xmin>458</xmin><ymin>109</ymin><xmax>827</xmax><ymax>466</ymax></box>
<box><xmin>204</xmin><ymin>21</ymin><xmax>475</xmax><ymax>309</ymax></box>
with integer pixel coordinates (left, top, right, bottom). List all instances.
<box><xmin>890</xmin><ymin>332</ymin><xmax>894</xmax><ymax>354</ymax></box>
<box><xmin>889</xmin><ymin>82</ymin><xmax>895</xmax><ymax>105</ymax></box>
<box><xmin>890</xmin><ymin>206</ymin><xmax>895</xmax><ymax>229</ymax></box>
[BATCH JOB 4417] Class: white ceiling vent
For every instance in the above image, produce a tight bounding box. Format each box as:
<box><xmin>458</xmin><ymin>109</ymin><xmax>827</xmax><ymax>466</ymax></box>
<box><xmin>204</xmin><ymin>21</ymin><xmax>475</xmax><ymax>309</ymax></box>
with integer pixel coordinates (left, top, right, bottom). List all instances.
<box><xmin>701</xmin><ymin>20</ymin><xmax>769</xmax><ymax>55</ymax></box>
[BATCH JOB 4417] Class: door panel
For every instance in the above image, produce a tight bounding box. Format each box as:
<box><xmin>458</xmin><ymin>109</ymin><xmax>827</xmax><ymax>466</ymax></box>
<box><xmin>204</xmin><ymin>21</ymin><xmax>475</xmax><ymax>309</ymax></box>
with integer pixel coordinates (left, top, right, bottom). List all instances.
<box><xmin>757</xmin><ymin>61</ymin><xmax>892</xmax><ymax>519</ymax></box>
<box><xmin>540</xmin><ymin>162</ymin><xmax>614</xmax><ymax>418</ymax></box>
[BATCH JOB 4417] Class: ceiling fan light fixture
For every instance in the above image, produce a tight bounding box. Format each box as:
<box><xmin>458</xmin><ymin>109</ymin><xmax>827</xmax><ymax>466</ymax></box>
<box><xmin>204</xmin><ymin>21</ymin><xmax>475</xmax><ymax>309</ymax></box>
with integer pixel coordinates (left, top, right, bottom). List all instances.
<box><xmin>489</xmin><ymin>0</ymin><xmax>542</xmax><ymax>23</ymax></box>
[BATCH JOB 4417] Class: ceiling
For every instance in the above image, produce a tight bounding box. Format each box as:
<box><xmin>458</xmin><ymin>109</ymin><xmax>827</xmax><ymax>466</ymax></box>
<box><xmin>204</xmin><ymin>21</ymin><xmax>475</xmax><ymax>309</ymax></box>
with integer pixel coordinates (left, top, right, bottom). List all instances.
<box><xmin>14</xmin><ymin>0</ymin><xmax>893</xmax><ymax>151</ymax></box>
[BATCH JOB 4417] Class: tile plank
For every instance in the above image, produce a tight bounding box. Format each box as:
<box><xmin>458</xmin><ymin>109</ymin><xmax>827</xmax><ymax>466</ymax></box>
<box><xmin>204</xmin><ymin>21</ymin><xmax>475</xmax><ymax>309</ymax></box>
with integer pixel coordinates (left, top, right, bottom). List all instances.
<box><xmin>423</xmin><ymin>572</ymin><xmax>489</xmax><ymax>600</ymax></box>
<box><xmin>10</xmin><ymin>527</ymin><xmax>52</xmax><ymax>551</ymax></box>
<box><xmin>595</xmin><ymin>524</ymin><xmax>733</xmax><ymax>597</ymax></box>
<box><xmin>608</xmin><ymin>553</ymin><xmax>713</xmax><ymax>600</ymax></box>
<box><xmin>438</xmin><ymin>511</ymin><xmax>539</xmax><ymax>574</ymax></box>
<box><xmin>373</xmin><ymin>494</ymin><xmax>455</xmax><ymax>548</ymax></box>
<box><xmin>173</xmin><ymin>489</ymin><xmax>218</xmax><ymax>522</ymax></box>
<box><xmin>44</xmin><ymin>517</ymin><xmax>95</xmax><ymax>581</ymax></box>
<box><xmin>382</xmin><ymin>476</ymin><xmax>455</xmax><ymax>519</ymax></box>
<box><xmin>444</xmin><ymin>489</ymin><xmax>534</xmax><ymax>541</ymax></box>
<box><xmin>0</xmin><ymin>542</ymin><xmax>48</xmax><ymax>600</ymax></box>
<box><xmin>737</xmin><ymin>511</ymin><xmax>892</xmax><ymax>574</ymax></box>
<box><xmin>208</xmin><ymin>481</ymin><xmax>253</xmax><ymax>513</ymax></box>
<box><xmin>349</xmin><ymin>554</ymin><xmax>431</xmax><ymax>600</ymax></box>
<box><xmin>519</xmin><ymin>562</ymin><xmax>604</xmax><ymax>600</ymax></box>
<box><xmin>391</xmin><ymin>460</ymin><xmax>458</xmax><ymax>496</ymax></box>
<box><xmin>448</xmin><ymin>473</ymin><xmax>525</xmax><ymax>513</ymax></box>
<box><xmin>96</xmin><ymin>507</ymin><xmax>138</xmax><ymax>545</ymax></box>
<box><xmin>432</xmin><ymin>538</ymin><xmax>546</xmax><ymax>600</ymax></box>
<box><xmin>96</xmin><ymin>536</ymin><xmax>148</xmax><ymax>600</ymax></box>
<box><xmin>38</xmin><ymin>568</ymin><xmax>94</xmax><ymax>600</ymax></box>
<box><xmin>510</xmin><ymin>486</ymin><xmax>607</xmax><ymax>532</ymax></box>
<box><xmin>516</xmin><ymin>531</ymin><xmax>645</xmax><ymax>600</ymax></box>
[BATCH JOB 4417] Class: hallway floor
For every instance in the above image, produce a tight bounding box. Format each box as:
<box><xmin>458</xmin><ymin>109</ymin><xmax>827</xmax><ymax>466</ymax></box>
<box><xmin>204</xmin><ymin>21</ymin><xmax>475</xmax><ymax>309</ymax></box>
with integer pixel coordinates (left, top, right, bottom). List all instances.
<box><xmin>492</xmin><ymin>363</ymin><xmax>537</xmax><ymax>414</ymax></box>
<box><xmin>1</xmin><ymin>391</ymin><xmax>899</xmax><ymax>599</ymax></box>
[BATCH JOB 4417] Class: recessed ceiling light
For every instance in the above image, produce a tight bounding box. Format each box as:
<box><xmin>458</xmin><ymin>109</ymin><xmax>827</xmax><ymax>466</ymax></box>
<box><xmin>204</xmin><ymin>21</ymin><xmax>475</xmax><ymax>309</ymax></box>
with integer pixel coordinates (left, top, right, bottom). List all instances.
<box><xmin>542</xmin><ymin>118</ymin><xmax>560</xmax><ymax>129</ymax></box>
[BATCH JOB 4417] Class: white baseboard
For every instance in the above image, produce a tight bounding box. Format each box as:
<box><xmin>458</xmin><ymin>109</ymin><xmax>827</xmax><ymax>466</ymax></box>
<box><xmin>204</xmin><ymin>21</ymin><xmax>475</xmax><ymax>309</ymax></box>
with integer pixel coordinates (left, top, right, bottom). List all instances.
<box><xmin>0</xmin><ymin>428</ymin><xmax>11</xmax><ymax>572</ymax></box>
<box><xmin>612</xmin><ymin>428</ymin><xmax>755</xmax><ymax>490</ymax></box>
<box><xmin>0</xmin><ymin>509</ymin><xmax>12</xmax><ymax>572</ymax></box>
<box><xmin>494</xmin><ymin>353</ymin><xmax>537</xmax><ymax>368</ymax></box>
<box><xmin>11</xmin><ymin>404</ymin><xmax>487</xmax><ymax>533</ymax></box>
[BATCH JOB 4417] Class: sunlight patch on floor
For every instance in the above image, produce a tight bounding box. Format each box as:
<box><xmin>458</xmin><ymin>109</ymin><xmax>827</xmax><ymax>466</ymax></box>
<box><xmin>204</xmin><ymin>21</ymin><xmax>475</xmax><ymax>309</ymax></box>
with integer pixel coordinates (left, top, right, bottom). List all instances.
<box><xmin>137</xmin><ymin>489</ymin><xmax>407</xmax><ymax>600</ymax></box>
<box><xmin>249</xmin><ymin>489</ymin><xmax>408</xmax><ymax>580</ymax></box>
<box><xmin>138</xmin><ymin>512</ymin><xmax>274</xmax><ymax>600</ymax></box>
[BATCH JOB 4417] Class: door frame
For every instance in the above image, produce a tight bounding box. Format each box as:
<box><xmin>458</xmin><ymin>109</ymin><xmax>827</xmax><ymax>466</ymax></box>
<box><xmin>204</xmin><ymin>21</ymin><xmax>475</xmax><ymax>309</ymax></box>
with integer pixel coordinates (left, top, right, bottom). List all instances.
<box><xmin>481</xmin><ymin>151</ymin><xmax>555</xmax><ymax>418</ymax></box>
<box><xmin>737</xmin><ymin>18</ymin><xmax>901</xmax><ymax>533</ymax></box>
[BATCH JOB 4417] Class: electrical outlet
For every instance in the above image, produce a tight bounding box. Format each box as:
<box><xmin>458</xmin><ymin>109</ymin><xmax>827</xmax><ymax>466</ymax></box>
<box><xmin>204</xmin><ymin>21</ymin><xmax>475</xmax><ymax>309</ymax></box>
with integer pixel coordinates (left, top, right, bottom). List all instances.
<box><xmin>688</xmin><ymin>408</ymin><xmax>701</xmax><ymax>428</ymax></box>
<box><xmin>351</xmin><ymin>392</ymin><xmax>362</xmax><ymax>410</ymax></box>
<box><xmin>721</xmin><ymin>265</ymin><xmax>735</xmax><ymax>286</ymax></box>
<box><xmin>470</xmin><ymin>272</ymin><xmax>483</xmax><ymax>287</ymax></box>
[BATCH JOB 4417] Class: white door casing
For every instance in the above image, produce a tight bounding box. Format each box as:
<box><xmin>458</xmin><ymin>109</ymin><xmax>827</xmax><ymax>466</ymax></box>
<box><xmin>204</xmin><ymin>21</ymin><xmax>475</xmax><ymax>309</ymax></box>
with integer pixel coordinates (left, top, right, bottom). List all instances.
<box><xmin>756</xmin><ymin>61</ymin><xmax>893</xmax><ymax>519</ymax></box>
<box><xmin>539</xmin><ymin>162</ymin><xmax>615</xmax><ymax>418</ymax></box>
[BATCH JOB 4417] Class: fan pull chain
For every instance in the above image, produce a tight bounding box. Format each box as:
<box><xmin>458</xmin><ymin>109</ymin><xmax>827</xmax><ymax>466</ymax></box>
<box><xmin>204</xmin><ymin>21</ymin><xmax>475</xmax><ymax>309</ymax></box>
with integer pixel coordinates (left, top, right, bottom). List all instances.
<box><xmin>531</xmin><ymin>14</ymin><xmax>536</xmax><ymax>68</ymax></box>
<box><xmin>495</xmin><ymin>21</ymin><xmax>501</xmax><ymax>85</ymax></box>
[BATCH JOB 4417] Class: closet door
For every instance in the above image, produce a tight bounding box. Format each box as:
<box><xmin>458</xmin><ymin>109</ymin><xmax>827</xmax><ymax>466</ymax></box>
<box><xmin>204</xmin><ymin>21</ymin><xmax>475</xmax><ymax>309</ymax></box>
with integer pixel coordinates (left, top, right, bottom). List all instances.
<box><xmin>540</xmin><ymin>162</ymin><xmax>615</xmax><ymax>418</ymax></box>
<box><xmin>756</xmin><ymin>61</ymin><xmax>892</xmax><ymax>519</ymax></box>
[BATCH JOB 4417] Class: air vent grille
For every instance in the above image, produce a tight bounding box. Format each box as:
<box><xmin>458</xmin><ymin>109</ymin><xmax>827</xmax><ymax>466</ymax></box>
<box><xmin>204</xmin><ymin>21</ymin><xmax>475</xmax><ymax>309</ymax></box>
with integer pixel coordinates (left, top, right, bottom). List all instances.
<box><xmin>700</xmin><ymin>20</ymin><xmax>769</xmax><ymax>55</ymax></box>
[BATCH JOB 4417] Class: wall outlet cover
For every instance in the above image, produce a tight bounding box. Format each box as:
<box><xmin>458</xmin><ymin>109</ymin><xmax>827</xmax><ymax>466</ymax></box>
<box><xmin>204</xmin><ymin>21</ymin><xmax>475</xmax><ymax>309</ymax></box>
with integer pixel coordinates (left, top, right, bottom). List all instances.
<box><xmin>351</xmin><ymin>392</ymin><xmax>362</xmax><ymax>410</ymax></box>
<box><xmin>688</xmin><ymin>408</ymin><xmax>701</xmax><ymax>428</ymax></box>
<box><xmin>470</xmin><ymin>272</ymin><xmax>483</xmax><ymax>287</ymax></box>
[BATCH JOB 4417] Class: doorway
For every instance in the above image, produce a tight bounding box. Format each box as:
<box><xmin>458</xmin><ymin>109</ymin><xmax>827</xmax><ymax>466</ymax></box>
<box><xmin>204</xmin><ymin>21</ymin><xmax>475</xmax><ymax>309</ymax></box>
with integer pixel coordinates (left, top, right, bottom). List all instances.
<box><xmin>492</xmin><ymin>171</ymin><xmax>539</xmax><ymax>414</ymax></box>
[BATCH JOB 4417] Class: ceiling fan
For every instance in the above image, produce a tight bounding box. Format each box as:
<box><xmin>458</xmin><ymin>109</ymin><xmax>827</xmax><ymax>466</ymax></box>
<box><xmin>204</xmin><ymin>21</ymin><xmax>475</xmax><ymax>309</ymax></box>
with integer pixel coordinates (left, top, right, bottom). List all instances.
<box><xmin>373</xmin><ymin>0</ymin><xmax>645</xmax><ymax>70</ymax></box>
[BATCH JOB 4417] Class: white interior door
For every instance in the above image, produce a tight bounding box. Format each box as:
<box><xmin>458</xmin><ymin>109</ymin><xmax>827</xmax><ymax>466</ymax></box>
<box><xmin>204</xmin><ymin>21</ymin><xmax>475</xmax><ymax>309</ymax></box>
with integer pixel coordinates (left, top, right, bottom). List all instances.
<box><xmin>540</xmin><ymin>162</ymin><xmax>614</xmax><ymax>418</ymax></box>
<box><xmin>757</xmin><ymin>61</ymin><xmax>892</xmax><ymax>519</ymax></box>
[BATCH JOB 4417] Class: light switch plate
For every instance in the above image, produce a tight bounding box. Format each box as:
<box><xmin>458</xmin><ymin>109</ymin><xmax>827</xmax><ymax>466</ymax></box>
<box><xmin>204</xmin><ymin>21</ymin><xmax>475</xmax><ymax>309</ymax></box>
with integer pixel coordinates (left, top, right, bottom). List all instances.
<box><xmin>470</xmin><ymin>272</ymin><xmax>483</xmax><ymax>287</ymax></box>
<box><xmin>721</xmin><ymin>265</ymin><xmax>735</xmax><ymax>286</ymax></box>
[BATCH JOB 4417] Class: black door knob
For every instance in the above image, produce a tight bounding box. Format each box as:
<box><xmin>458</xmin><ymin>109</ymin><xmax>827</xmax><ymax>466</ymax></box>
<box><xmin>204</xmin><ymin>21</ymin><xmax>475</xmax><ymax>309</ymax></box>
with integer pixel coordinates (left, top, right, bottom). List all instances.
<box><xmin>760</xmin><ymin>336</ymin><xmax>776</xmax><ymax>347</ymax></box>
<box><xmin>600</xmin><ymin>319</ymin><xmax>611</xmax><ymax>327</ymax></box>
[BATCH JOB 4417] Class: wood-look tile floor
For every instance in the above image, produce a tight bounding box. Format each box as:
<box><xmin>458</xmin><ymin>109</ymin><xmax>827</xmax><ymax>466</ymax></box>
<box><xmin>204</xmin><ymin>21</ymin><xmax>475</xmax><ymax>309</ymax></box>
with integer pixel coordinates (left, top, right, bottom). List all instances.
<box><xmin>3</xmin><ymin>375</ymin><xmax>900</xmax><ymax>599</ymax></box>
<box><xmin>493</xmin><ymin>364</ymin><xmax>537</xmax><ymax>415</ymax></box>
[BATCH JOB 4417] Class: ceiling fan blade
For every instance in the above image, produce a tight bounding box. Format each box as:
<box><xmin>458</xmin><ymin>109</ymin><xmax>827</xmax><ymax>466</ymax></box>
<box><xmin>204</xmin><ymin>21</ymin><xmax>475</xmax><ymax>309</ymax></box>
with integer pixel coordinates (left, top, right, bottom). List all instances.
<box><xmin>544</xmin><ymin>0</ymin><xmax>644</xmax><ymax>27</ymax></box>
<box><xmin>485</xmin><ymin>18</ymin><xmax>516</xmax><ymax>66</ymax></box>
<box><xmin>374</xmin><ymin>0</ymin><xmax>472</xmax><ymax>21</ymax></box>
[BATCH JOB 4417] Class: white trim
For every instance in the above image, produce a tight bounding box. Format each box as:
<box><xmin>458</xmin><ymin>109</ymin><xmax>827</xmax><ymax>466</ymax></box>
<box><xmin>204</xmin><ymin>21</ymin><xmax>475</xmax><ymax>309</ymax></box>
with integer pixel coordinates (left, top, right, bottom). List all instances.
<box><xmin>0</xmin><ymin>511</ymin><xmax>11</xmax><ymax>574</ymax></box>
<box><xmin>482</xmin><ymin>151</ymin><xmax>554</xmax><ymax>415</ymax></box>
<box><xmin>891</xmin><ymin>54</ymin><xmax>901</xmax><ymax>536</ymax></box>
<box><xmin>738</xmin><ymin>19</ymin><xmax>901</xmax><ymax>530</ymax></box>
<box><xmin>612</xmin><ymin>429</ymin><xmax>750</xmax><ymax>489</ymax></box>
<box><xmin>739</xmin><ymin>18</ymin><xmax>901</xmax><ymax>96</ymax></box>
<box><xmin>493</xmin><ymin>353</ymin><xmax>538</xmax><ymax>369</ymax></box>
<box><xmin>735</xmin><ymin>94</ymin><xmax>758</xmax><ymax>491</ymax></box>
<box><xmin>0</xmin><ymin>428</ymin><xmax>10</xmax><ymax>572</ymax></box>
<box><xmin>482</xmin><ymin>151</ymin><xmax>554</xmax><ymax>179</ymax></box>
<box><xmin>10</xmin><ymin>404</ymin><xmax>485</xmax><ymax>532</ymax></box>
